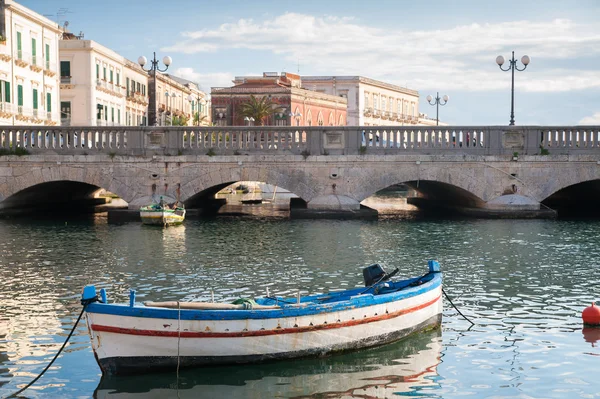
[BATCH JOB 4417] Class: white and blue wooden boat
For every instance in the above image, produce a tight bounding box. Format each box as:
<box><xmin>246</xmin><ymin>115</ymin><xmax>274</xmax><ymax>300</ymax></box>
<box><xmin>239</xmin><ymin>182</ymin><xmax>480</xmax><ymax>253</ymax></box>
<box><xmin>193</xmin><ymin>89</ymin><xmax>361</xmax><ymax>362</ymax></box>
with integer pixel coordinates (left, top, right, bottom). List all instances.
<box><xmin>81</xmin><ymin>261</ymin><xmax>442</xmax><ymax>376</ymax></box>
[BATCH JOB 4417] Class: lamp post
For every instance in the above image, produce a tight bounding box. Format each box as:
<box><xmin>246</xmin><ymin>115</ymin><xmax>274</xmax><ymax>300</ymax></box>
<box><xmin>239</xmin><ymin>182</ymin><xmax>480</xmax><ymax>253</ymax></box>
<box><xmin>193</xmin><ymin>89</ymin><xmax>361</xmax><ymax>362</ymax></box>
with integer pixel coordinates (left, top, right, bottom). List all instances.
<box><xmin>187</xmin><ymin>93</ymin><xmax>206</xmax><ymax>126</ymax></box>
<box><xmin>164</xmin><ymin>92</ymin><xmax>171</xmax><ymax>126</ymax></box>
<box><xmin>244</xmin><ymin>116</ymin><xmax>255</xmax><ymax>126</ymax></box>
<box><xmin>425</xmin><ymin>92</ymin><xmax>449</xmax><ymax>126</ymax></box>
<box><xmin>496</xmin><ymin>51</ymin><xmax>530</xmax><ymax>126</ymax></box>
<box><xmin>138</xmin><ymin>52</ymin><xmax>171</xmax><ymax>126</ymax></box>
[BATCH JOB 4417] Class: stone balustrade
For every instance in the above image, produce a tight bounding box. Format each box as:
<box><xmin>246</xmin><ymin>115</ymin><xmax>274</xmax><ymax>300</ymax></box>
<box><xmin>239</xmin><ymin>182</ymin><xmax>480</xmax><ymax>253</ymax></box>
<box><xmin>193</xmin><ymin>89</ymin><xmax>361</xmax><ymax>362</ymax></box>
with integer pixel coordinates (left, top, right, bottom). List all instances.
<box><xmin>0</xmin><ymin>125</ymin><xmax>599</xmax><ymax>156</ymax></box>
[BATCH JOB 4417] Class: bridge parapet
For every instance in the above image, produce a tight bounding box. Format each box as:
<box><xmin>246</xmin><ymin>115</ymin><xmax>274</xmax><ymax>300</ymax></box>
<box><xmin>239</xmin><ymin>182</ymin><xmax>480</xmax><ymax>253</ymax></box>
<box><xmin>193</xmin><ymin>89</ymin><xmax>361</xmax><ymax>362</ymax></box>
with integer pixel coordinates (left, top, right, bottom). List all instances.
<box><xmin>1</xmin><ymin>125</ymin><xmax>599</xmax><ymax>156</ymax></box>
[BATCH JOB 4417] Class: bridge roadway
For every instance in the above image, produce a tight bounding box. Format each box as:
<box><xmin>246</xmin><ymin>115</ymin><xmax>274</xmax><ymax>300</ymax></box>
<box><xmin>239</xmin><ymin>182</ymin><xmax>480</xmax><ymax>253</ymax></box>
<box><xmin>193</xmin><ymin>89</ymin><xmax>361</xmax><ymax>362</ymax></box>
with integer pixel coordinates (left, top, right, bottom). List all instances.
<box><xmin>0</xmin><ymin>125</ymin><xmax>599</xmax><ymax>218</ymax></box>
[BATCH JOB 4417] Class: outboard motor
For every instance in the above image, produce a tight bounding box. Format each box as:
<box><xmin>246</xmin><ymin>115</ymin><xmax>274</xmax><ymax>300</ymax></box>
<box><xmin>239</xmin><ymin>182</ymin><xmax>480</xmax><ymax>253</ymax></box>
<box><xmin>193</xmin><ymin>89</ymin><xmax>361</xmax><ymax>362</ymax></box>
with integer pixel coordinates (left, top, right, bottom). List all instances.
<box><xmin>362</xmin><ymin>264</ymin><xmax>386</xmax><ymax>287</ymax></box>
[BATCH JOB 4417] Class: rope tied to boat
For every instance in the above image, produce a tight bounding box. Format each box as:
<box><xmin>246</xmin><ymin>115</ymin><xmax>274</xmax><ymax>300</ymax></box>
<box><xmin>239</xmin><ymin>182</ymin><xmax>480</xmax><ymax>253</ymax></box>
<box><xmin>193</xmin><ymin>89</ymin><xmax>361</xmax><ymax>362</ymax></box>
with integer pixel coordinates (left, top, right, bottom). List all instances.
<box><xmin>4</xmin><ymin>295</ymin><xmax>98</xmax><ymax>398</ymax></box>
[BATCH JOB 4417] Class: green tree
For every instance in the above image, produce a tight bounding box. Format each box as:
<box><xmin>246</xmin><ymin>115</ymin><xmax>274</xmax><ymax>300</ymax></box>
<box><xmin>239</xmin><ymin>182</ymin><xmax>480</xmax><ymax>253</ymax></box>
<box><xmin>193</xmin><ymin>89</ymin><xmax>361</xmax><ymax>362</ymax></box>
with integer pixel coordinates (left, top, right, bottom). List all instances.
<box><xmin>239</xmin><ymin>95</ymin><xmax>284</xmax><ymax>126</ymax></box>
<box><xmin>193</xmin><ymin>112</ymin><xmax>208</xmax><ymax>126</ymax></box>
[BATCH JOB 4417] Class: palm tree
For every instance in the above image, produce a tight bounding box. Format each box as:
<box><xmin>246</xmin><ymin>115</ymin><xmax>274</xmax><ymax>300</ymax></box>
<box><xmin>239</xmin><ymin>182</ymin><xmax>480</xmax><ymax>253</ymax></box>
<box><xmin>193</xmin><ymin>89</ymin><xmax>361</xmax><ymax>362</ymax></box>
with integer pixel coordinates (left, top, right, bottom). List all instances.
<box><xmin>239</xmin><ymin>95</ymin><xmax>283</xmax><ymax>126</ymax></box>
<box><xmin>193</xmin><ymin>112</ymin><xmax>208</xmax><ymax>126</ymax></box>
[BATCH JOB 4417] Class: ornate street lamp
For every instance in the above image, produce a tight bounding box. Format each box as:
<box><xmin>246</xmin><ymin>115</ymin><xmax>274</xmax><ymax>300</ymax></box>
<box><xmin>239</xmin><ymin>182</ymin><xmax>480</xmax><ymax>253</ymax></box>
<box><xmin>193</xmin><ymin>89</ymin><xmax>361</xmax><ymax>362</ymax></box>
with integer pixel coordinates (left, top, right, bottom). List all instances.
<box><xmin>496</xmin><ymin>51</ymin><xmax>530</xmax><ymax>126</ymax></box>
<box><xmin>244</xmin><ymin>116</ymin><xmax>255</xmax><ymax>126</ymax></box>
<box><xmin>426</xmin><ymin>92</ymin><xmax>449</xmax><ymax>126</ymax></box>
<box><xmin>138</xmin><ymin>52</ymin><xmax>172</xmax><ymax>126</ymax></box>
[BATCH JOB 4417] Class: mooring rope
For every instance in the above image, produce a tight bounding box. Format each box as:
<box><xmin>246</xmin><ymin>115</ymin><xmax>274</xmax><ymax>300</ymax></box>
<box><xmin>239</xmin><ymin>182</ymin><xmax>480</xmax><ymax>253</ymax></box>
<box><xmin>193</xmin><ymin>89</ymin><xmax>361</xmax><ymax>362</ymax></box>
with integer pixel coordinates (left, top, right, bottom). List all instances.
<box><xmin>442</xmin><ymin>288</ymin><xmax>475</xmax><ymax>326</ymax></box>
<box><xmin>5</xmin><ymin>297</ymin><xmax>96</xmax><ymax>398</ymax></box>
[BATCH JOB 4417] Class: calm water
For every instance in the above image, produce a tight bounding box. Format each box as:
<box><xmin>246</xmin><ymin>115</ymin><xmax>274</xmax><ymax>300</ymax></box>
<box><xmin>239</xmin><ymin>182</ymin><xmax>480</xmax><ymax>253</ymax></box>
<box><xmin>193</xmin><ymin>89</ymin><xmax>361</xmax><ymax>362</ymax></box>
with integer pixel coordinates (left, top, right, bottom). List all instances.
<box><xmin>0</xmin><ymin>214</ymin><xmax>599</xmax><ymax>398</ymax></box>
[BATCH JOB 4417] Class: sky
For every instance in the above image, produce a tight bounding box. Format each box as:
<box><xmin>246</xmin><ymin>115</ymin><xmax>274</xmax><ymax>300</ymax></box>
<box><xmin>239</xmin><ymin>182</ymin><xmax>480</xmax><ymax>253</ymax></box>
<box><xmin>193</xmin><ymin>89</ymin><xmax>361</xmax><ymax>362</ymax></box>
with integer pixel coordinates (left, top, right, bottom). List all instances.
<box><xmin>19</xmin><ymin>0</ymin><xmax>600</xmax><ymax>125</ymax></box>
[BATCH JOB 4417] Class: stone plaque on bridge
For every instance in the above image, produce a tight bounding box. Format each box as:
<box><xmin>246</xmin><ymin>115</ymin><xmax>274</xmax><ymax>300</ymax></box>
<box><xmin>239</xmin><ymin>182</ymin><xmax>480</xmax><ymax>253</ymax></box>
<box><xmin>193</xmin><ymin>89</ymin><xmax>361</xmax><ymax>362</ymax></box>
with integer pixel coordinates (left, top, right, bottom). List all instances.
<box><xmin>502</xmin><ymin>131</ymin><xmax>524</xmax><ymax>149</ymax></box>
<box><xmin>323</xmin><ymin>132</ymin><xmax>344</xmax><ymax>150</ymax></box>
<box><xmin>145</xmin><ymin>131</ymin><xmax>166</xmax><ymax>149</ymax></box>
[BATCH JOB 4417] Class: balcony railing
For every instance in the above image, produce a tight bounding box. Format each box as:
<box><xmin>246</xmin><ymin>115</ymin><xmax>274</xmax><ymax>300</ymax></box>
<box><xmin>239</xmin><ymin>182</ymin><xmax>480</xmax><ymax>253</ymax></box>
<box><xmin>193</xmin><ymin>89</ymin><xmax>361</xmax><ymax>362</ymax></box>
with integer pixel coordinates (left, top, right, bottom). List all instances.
<box><xmin>61</xmin><ymin>76</ymin><xmax>72</xmax><ymax>84</ymax></box>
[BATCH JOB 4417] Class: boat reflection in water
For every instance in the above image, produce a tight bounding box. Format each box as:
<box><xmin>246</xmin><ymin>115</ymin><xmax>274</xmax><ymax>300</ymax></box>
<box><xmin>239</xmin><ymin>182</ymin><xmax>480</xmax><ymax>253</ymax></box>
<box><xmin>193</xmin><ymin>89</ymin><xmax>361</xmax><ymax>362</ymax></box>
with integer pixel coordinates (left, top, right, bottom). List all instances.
<box><xmin>93</xmin><ymin>329</ymin><xmax>441</xmax><ymax>399</ymax></box>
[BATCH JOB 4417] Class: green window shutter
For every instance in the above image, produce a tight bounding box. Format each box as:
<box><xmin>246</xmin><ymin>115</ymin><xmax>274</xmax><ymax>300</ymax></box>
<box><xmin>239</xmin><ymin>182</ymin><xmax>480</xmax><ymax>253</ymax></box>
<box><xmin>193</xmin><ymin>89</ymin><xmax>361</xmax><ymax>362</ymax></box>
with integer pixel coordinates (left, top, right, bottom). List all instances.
<box><xmin>4</xmin><ymin>81</ymin><xmax>10</xmax><ymax>103</ymax></box>
<box><xmin>96</xmin><ymin>64</ymin><xmax>99</xmax><ymax>79</ymax></box>
<box><xmin>60</xmin><ymin>61</ymin><xmax>70</xmax><ymax>77</ymax></box>
<box><xmin>31</xmin><ymin>38</ymin><xmax>36</xmax><ymax>64</ymax></box>
<box><xmin>17</xmin><ymin>32</ymin><xmax>21</xmax><ymax>50</ymax></box>
<box><xmin>111</xmin><ymin>107</ymin><xmax>114</xmax><ymax>122</ymax></box>
<box><xmin>103</xmin><ymin>67</ymin><xmax>106</xmax><ymax>80</ymax></box>
<box><xmin>116</xmin><ymin>73</ymin><xmax>120</xmax><ymax>86</ymax></box>
<box><xmin>110</xmin><ymin>70</ymin><xmax>113</xmax><ymax>83</ymax></box>
<box><xmin>126</xmin><ymin>77</ymin><xmax>130</xmax><ymax>94</ymax></box>
<box><xmin>17</xmin><ymin>85</ymin><xmax>23</xmax><ymax>106</ymax></box>
<box><xmin>97</xmin><ymin>104</ymin><xmax>102</xmax><ymax>119</ymax></box>
<box><xmin>104</xmin><ymin>105</ymin><xmax>107</xmax><ymax>120</ymax></box>
<box><xmin>33</xmin><ymin>89</ymin><xmax>38</xmax><ymax>109</ymax></box>
<box><xmin>118</xmin><ymin>109</ymin><xmax>121</xmax><ymax>124</ymax></box>
<box><xmin>45</xmin><ymin>44</ymin><xmax>50</xmax><ymax>68</ymax></box>
<box><xmin>46</xmin><ymin>93</ymin><xmax>51</xmax><ymax>112</ymax></box>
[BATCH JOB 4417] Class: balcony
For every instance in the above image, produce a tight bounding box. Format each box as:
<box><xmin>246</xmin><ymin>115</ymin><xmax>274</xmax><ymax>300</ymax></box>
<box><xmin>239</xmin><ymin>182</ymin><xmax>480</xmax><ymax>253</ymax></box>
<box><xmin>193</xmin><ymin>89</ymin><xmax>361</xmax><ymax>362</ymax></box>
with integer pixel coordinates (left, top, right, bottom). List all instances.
<box><xmin>126</xmin><ymin>91</ymin><xmax>148</xmax><ymax>105</ymax></box>
<box><xmin>61</xmin><ymin>76</ymin><xmax>72</xmax><ymax>84</ymax></box>
<box><xmin>14</xmin><ymin>50</ymin><xmax>30</xmax><ymax>68</ymax></box>
<box><xmin>44</xmin><ymin>61</ymin><xmax>57</xmax><ymax>77</ymax></box>
<box><xmin>97</xmin><ymin>80</ymin><xmax>125</xmax><ymax>98</ymax></box>
<box><xmin>363</xmin><ymin>107</ymin><xmax>373</xmax><ymax>117</ymax></box>
<box><xmin>0</xmin><ymin>102</ymin><xmax>14</xmax><ymax>118</ymax></box>
<box><xmin>30</xmin><ymin>55</ymin><xmax>43</xmax><ymax>72</ymax></box>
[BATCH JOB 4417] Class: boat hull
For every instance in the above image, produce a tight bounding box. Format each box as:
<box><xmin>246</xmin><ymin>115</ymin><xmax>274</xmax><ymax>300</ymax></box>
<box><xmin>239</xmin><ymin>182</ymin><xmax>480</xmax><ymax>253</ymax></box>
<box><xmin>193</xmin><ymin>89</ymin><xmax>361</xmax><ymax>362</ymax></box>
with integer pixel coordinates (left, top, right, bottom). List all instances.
<box><xmin>84</xmin><ymin>276</ymin><xmax>442</xmax><ymax>375</ymax></box>
<box><xmin>96</xmin><ymin>314</ymin><xmax>441</xmax><ymax>375</ymax></box>
<box><xmin>139</xmin><ymin>210</ymin><xmax>185</xmax><ymax>226</ymax></box>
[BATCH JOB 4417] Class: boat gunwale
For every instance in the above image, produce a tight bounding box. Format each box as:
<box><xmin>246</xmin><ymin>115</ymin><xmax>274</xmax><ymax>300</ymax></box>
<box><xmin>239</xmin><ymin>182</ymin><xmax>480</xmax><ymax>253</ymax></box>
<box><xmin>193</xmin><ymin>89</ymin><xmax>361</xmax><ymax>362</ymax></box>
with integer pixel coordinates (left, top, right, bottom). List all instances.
<box><xmin>85</xmin><ymin>273</ymin><xmax>441</xmax><ymax>321</ymax></box>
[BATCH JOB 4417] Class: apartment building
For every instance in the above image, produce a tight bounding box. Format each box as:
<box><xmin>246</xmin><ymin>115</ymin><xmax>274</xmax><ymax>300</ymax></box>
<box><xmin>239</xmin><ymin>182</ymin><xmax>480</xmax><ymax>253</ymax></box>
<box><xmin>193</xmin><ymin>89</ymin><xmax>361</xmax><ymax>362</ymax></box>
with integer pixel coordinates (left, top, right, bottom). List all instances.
<box><xmin>0</xmin><ymin>0</ymin><xmax>61</xmax><ymax>125</ymax></box>
<box><xmin>301</xmin><ymin>76</ymin><xmax>437</xmax><ymax>126</ymax></box>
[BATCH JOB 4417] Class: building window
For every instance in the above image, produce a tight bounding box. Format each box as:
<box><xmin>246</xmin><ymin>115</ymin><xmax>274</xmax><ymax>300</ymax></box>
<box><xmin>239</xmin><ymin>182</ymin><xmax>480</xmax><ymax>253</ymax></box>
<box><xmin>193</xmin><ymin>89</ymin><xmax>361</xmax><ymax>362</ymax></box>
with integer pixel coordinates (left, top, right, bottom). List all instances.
<box><xmin>111</xmin><ymin>107</ymin><xmax>114</xmax><ymax>122</ymax></box>
<box><xmin>17</xmin><ymin>85</ymin><xmax>23</xmax><ymax>107</ymax></box>
<box><xmin>45</xmin><ymin>43</ymin><xmax>50</xmax><ymax>69</ymax></box>
<box><xmin>16</xmin><ymin>32</ymin><xmax>22</xmax><ymax>59</ymax></box>
<box><xmin>60</xmin><ymin>61</ymin><xmax>70</xmax><ymax>77</ymax></box>
<box><xmin>397</xmin><ymin>99</ymin><xmax>401</xmax><ymax>114</ymax></box>
<box><xmin>0</xmin><ymin>80</ymin><xmax>10</xmax><ymax>103</ymax></box>
<box><xmin>110</xmin><ymin>70</ymin><xmax>113</xmax><ymax>83</ymax></box>
<box><xmin>364</xmin><ymin>92</ymin><xmax>369</xmax><ymax>108</ymax></box>
<box><xmin>142</xmin><ymin>85</ymin><xmax>146</xmax><ymax>95</ymax></box>
<box><xmin>116</xmin><ymin>72</ymin><xmax>120</xmax><ymax>86</ymax></box>
<box><xmin>382</xmin><ymin>97</ymin><xmax>386</xmax><ymax>113</ymax></box>
<box><xmin>374</xmin><ymin>95</ymin><xmax>378</xmax><ymax>111</ymax></box>
<box><xmin>46</xmin><ymin>93</ymin><xmax>51</xmax><ymax>112</ymax></box>
<box><xmin>104</xmin><ymin>105</ymin><xmax>108</xmax><ymax>120</ymax></box>
<box><xmin>32</xmin><ymin>88</ymin><xmax>38</xmax><ymax>109</ymax></box>
<box><xmin>31</xmin><ymin>38</ymin><xmax>37</xmax><ymax>65</ymax></box>
<box><xmin>118</xmin><ymin>109</ymin><xmax>121</xmax><ymax>124</ymax></box>
<box><xmin>103</xmin><ymin>66</ymin><xmax>107</xmax><ymax>80</ymax></box>
<box><xmin>126</xmin><ymin>78</ymin><xmax>130</xmax><ymax>95</ymax></box>
<box><xmin>61</xmin><ymin>101</ymin><xmax>71</xmax><ymax>120</ymax></box>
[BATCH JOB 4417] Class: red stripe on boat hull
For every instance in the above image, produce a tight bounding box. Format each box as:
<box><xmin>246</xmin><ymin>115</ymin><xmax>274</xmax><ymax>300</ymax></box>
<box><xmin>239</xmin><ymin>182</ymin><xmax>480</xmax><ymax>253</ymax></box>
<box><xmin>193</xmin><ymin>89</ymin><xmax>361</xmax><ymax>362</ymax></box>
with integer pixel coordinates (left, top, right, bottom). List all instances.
<box><xmin>91</xmin><ymin>293</ymin><xmax>441</xmax><ymax>338</ymax></box>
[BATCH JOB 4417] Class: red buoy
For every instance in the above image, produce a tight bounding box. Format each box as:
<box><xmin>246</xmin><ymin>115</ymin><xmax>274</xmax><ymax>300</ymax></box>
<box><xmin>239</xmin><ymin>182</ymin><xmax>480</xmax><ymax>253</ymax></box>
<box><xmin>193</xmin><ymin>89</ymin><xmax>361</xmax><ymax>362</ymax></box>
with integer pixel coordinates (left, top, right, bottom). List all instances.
<box><xmin>582</xmin><ymin>302</ymin><xmax>600</xmax><ymax>326</ymax></box>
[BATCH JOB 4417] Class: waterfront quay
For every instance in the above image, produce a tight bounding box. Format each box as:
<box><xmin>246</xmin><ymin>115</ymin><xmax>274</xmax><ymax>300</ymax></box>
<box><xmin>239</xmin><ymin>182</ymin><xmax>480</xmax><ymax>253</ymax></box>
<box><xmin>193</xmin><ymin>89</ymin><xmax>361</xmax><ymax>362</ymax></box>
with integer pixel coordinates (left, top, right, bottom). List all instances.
<box><xmin>1</xmin><ymin>124</ymin><xmax>600</xmax><ymax>219</ymax></box>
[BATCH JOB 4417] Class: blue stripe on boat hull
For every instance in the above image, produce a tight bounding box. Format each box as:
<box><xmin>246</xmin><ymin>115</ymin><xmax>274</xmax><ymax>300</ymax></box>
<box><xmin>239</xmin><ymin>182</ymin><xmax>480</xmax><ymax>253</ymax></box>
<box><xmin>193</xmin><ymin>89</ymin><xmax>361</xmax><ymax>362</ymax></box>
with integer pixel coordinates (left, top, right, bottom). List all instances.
<box><xmin>97</xmin><ymin>314</ymin><xmax>442</xmax><ymax>376</ymax></box>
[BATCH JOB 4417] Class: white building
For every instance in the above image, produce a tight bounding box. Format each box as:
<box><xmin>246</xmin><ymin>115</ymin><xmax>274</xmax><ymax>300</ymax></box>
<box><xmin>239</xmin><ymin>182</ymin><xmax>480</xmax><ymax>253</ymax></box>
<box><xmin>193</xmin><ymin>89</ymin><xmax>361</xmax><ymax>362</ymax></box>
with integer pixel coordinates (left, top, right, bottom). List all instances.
<box><xmin>153</xmin><ymin>73</ymin><xmax>209</xmax><ymax>126</ymax></box>
<box><xmin>301</xmin><ymin>76</ymin><xmax>438</xmax><ymax>126</ymax></box>
<box><xmin>59</xmin><ymin>37</ymin><xmax>148</xmax><ymax>126</ymax></box>
<box><xmin>0</xmin><ymin>0</ymin><xmax>61</xmax><ymax>125</ymax></box>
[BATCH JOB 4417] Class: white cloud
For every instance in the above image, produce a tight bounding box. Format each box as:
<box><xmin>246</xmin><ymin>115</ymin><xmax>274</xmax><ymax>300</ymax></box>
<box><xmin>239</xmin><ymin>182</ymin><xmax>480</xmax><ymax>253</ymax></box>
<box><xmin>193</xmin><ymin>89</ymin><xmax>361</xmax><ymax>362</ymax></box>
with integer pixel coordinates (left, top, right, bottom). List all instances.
<box><xmin>173</xmin><ymin>67</ymin><xmax>234</xmax><ymax>93</ymax></box>
<box><xmin>579</xmin><ymin>112</ymin><xmax>600</xmax><ymax>125</ymax></box>
<box><xmin>162</xmin><ymin>14</ymin><xmax>600</xmax><ymax>93</ymax></box>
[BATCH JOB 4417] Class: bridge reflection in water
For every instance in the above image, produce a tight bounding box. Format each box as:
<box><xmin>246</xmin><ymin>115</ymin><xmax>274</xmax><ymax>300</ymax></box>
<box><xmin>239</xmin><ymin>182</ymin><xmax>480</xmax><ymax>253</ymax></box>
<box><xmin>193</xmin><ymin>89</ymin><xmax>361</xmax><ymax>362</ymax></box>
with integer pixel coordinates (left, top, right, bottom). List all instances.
<box><xmin>93</xmin><ymin>329</ymin><xmax>442</xmax><ymax>399</ymax></box>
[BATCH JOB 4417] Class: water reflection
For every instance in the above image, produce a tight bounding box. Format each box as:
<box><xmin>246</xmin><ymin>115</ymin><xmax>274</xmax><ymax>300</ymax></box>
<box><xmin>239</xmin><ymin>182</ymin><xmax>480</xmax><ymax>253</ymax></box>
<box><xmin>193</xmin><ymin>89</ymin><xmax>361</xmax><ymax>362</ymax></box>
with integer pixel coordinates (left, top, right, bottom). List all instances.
<box><xmin>94</xmin><ymin>329</ymin><xmax>441</xmax><ymax>399</ymax></box>
<box><xmin>582</xmin><ymin>327</ymin><xmax>600</xmax><ymax>347</ymax></box>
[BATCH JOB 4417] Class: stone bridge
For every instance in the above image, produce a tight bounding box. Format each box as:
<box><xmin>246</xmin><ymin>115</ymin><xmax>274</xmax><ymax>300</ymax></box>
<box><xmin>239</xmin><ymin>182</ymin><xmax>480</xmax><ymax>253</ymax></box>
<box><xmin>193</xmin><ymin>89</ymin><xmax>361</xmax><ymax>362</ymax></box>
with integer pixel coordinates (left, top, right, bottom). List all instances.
<box><xmin>0</xmin><ymin>125</ymin><xmax>599</xmax><ymax>217</ymax></box>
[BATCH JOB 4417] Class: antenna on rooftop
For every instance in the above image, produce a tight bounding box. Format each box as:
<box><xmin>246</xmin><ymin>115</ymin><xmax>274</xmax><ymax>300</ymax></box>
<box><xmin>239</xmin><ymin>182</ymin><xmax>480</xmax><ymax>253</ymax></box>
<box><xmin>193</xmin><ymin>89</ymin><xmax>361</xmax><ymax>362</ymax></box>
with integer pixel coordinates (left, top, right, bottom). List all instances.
<box><xmin>297</xmin><ymin>59</ymin><xmax>300</xmax><ymax>75</ymax></box>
